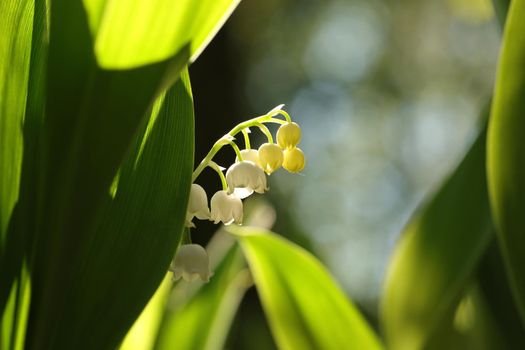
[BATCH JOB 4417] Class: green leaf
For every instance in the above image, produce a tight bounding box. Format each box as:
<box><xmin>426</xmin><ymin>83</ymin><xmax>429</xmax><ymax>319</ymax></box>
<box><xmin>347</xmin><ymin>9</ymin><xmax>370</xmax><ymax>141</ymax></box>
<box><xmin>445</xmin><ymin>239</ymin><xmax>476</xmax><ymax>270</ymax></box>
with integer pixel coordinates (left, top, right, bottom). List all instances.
<box><xmin>155</xmin><ymin>243</ymin><xmax>248</xmax><ymax>350</ymax></box>
<box><xmin>0</xmin><ymin>0</ymin><xmax>32</xmax><ymax>254</ymax></box>
<box><xmin>30</xmin><ymin>67</ymin><xmax>194</xmax><ymax>349</ymax></box>
<box><xmin>25</xmin><ymin>0</ymin><xmax>192</xmax><ymax>347</ymax></box>
<box><xmin>83</xmin><ymin>0</ymin><xmax>241</xmax><ymax>68</ymax></box>
<box><xmin>120</xmin><ymin>274</ymin><xmax>173</xmax><ymax>350</ymax></box>
<box><xmin>229</xmin><ymin>226</ymin><xmax>383</xmax><ymax>350</ymax></box>
<box><xmin>1</xmin><ymin>264</ymin><xmax>31</xmax><ymax>350</ymax></box>
<box><xmin>487</xmin><ymin>0</ymin><xmax>525</xmax><ymax>325</ymax></box>
<box><xmin>0</xmin><ymin>0</ymin><xmax>46</xmax><ymax>337</ymax></box>
<box><xmin>380</xmin><ymin>128</ymin><xmax>492</xmax><ymax>350</ymax></box>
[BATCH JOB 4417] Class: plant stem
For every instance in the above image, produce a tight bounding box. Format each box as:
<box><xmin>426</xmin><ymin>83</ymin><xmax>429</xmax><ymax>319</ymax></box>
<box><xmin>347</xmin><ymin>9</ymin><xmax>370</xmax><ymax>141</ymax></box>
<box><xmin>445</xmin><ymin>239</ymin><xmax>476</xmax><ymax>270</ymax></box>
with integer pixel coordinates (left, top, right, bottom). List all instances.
<box><xmin>242</xmin><ymin>129</ymin><xmax>251</xmax><ymax>149</ymax></box>
<box><xmin>192</xmin><ymin>109</ymin><xmax>290</xmax><ymax>181</ymax></box>
<box><xmin>208</xmin><ymin>161</ymin><xmax>228</xmax><ymax>190</ymax></box>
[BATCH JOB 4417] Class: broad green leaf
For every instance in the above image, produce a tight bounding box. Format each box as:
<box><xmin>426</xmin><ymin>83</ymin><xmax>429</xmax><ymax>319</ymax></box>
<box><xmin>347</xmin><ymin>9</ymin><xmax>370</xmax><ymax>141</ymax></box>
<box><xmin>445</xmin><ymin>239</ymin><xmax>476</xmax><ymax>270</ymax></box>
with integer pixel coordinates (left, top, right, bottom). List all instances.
<box><xmin>0</xmin><ymin>0</ymin><xmax>32</xmax><ymax>254</ymax></box>
<box><xmin>120</xmin><ymin>275</ymin><xmax>173</xmax><ymax>350</ymax></box>
<box><xmin>487</xmin><ymin>0</ymin><xmax>525</xmax><ymax>324</ymax></box>
<box><xmin>83</xmin><ymin>0</ymin><xmax>241</xmax><ymax>68</ymax></box>
<box><xmin>229</xmin><ymin>226</ymin><xmax>383</xmax><ymax>350</ymax></box>
<box><xmin>28</xmin><ymin>66</ymin><xmax>194</xmax><ymax>349</ymax></box>
<box><xmin>380</xmin><ymin>129</ymin><xmax>492</xmax><ymax>350</ymax></box>
<box><xmin>155</xmin><ymin>244</ymin><xmax>248</xmax><ymax>350</ymax></box>
<box><xmin>0</xmin><ymin>0</ymin><xmax>46</xmax><ymax>338</ymax></box>
<box><xmin>25</xmin><ymin>0</ymin><xmax>192</xmax><ymax>347</ymax></box>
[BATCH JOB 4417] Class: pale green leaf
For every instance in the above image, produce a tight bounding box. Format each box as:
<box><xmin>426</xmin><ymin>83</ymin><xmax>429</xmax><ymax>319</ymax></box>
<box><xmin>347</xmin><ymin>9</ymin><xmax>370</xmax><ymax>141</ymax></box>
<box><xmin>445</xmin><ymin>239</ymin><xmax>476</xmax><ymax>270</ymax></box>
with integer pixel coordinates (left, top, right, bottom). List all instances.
<box><xmin>120</xmin><ymin>275</ymin><xmax>173</xmax><ymax>350</ymax></box>
<box><xmin>229</xmin><ymin>226</ymin><xmax>383</xmax><ymax>350</ymax></box>
<box><xmin>1</xmin><ymin>264</ymin><xmax>31</xmax><ymax>350</ymax></box>
<box><xmin>0</xmin><ymin>0</ymin><xmax>46</xmax><ymax>340</ymax></box>
<box><xmin>155</xmin><ymin>244</ymin><xmax>248</xmax><ymax>350</ymax></box>
<box><xmin>83</xmin><ymin>0</ymin><xmax>241</xmax><ymax>68</ymax></box>
<box><xmin>487</xmin><ymin>0</ymin><xmax>525</xmax><ymax>325</ymax></box>
<box><xmin>0</xmin><ymin>0</ymin><xmax>32</xmax><ymax>253</ymax></box>
<box><xmin>381</xmin><ymin>129</ymin><xmax>492</xmax><ymax>350</ymax></box>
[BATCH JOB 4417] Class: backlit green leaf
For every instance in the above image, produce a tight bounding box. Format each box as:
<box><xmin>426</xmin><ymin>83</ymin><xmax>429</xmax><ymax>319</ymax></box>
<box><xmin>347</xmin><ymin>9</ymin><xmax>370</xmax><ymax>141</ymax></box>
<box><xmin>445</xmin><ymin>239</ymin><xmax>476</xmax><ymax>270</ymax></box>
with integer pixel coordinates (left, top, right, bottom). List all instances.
<box><xmin>155</xmin><ymin>244</ymin><xmax>248</xmax><ymax>350</ymax></box>
<box><xmin>0</xmin><ymin>0</ymin><xmax>46</xmax><ymax>343</ymax></box>
<box><xmin>83</xmin><ymin>0</ymin><xmax>241</xmax><ymax>68</ymax></box>
<box><xmin>28</xmin><ymin>67</ymin><xmax>194</xmax><ymax>349</ymax></box>
<box><xmin>229</xmin><ymin>226</ymin><xmax>383</xmax><ymax>350</ymax></box>
<box><xmin>381</xmin><ymin>129</ymin><xmax>492</xmax><ymax>350</ymax></box>
<box><xmin>120</xmin><ymin>275</ymin><xmax>173</xmax><ymax>350</ymax></box>
<box><xmin>0</xmin><ymin>0</ymin><xmax>32</xmax><ymax>255</ymax></box>
<box><xmin>487</xmin><ymin>0</ymin><xmax>525</xmax><ymax>325</ymax></box>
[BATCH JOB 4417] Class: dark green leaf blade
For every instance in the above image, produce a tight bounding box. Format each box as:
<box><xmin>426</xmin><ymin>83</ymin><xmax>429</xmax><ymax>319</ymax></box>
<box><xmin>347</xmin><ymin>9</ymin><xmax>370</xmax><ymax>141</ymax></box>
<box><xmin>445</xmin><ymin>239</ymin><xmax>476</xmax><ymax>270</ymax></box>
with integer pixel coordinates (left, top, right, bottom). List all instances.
<box><xmin>30</xmin><ymin>67</ymin><xmax>194</xmax><ymax>349</ymax></box>
<box><xmin>487</xmin><ymin>0</ymin><xmax>525</xmax><ymax>325</ymax></box>
<box><xmin>229</xmin><ymin>226</ymin><xmax>383</xmax><ymax>350</ymax></box>
<box><xmin>27</xmin><ymin>0</ymin><xmax>190</xmax><ymax>347</ymax></box>
<box><xmin>380</xmin><ymin>128</ymin><xmax>492</xmax><ymax>350</ymax></box>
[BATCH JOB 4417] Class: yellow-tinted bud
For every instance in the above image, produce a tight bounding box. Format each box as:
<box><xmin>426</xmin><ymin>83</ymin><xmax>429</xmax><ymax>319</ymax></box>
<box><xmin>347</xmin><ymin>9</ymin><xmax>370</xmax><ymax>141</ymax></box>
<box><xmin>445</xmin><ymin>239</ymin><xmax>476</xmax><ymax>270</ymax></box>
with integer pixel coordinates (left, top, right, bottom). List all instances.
<box><xmin>258</xmin><ymin>143</ymin><xmax>284</xmax><ymax>174</ymax></box>
<box><xmin>282</xmin><ymin>147</ymin><xmax>305</xmax><ymax>173</ymax></box>
<box><xmin>277</xmin><ymin>122</ymin><xmax>301</xmax><ymax>149</ymax></box>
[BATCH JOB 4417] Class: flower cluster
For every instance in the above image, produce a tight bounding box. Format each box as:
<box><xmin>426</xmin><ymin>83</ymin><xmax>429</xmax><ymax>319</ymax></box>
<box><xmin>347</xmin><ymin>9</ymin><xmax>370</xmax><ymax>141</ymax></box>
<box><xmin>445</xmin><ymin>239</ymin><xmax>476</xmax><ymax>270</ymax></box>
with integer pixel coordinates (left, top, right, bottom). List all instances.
<box><xmin>170</xmin><ymin>105</ymin><xmax>305</xmax><ymax>282</ymax></box>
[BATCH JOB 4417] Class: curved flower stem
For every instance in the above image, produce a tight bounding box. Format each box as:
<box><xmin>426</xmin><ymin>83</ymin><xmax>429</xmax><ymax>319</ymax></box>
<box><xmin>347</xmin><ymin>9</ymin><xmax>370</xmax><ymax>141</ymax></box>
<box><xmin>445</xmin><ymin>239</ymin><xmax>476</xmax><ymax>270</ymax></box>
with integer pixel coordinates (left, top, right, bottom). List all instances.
<box><xmin>192</xmin><ymin>136</ymin><xmax>233</xmax><ymax>182</ymax></box>
<box><xmin>192</xmin><ymin>107</ymin><xmax>291</xmax><ymax>181</ymax></box>
<box><xmin>267</xmin><ymin>117</ymin><xmax>288</xmax><ymax>125</ymax></box>
<box><xmin>242</xmin><ymin>129</ymin><xmax>251</xmax><ymax>149</ymax></box>
<box><xmin>278</xmin><ymin>110</ymin><xmax>292</xmax><ymax>123</ymax></box>
<box><xmin>182</xmin><ymin>227</ymin><xmax>192</xmax><ymax>244</ymax></box>
<box><xmin>255</xmin><ymin>122</ymin><xmax>274</xmax><ymax>143</ymax></box>
<box><xmin>208</xmin><ymin>161</ymin><xmax>228</xmax><ymax>190</ymax></box>
<box><xmin>227</xmin><ymin>140</ymin><xmax>243</xmax><ymax>161</ymax></box>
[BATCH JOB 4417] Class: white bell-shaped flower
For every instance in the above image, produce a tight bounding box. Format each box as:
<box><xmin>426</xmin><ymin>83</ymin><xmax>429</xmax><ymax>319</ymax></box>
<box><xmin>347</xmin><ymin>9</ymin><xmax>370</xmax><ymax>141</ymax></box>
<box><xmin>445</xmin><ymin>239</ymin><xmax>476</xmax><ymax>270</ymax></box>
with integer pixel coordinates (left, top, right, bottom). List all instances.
<box><xmin>236</xmin><ymin>149</ymin><xmax>261</xmax><ymax>167</ymax></box>
<box><xmin>185</xmin><ymin>184</ymin><xmax>210</xmax><ymax>228</ymax></box>
<box><xmin>210</xmin><ymin>190</ymin><xmax>243</xmax><ymax>225</ymax></box>
<box><xmin>226</xmin><ymin>161</ymin><xmax>268</xmax><ymax>199</ymax></box>
<box><xmin>170</xmin><ymin>244</ymin><xmax>212</xmax><ymax>282</ymax></box>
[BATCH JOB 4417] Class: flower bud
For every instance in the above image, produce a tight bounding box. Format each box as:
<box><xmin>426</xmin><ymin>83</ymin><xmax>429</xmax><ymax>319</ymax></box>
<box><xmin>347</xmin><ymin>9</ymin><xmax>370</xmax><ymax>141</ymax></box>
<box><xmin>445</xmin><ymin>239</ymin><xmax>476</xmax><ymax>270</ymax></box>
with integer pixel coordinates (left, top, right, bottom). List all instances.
<box><xmin>282</xmin><ymin>147</ymin><xmax>305</xmax><ymax>173</ymax></box>
<box><xmin>277</xmin><ymin>122</ymin><xmax>301</xmax><ymax>149</ymax></box>
<box><xmin>226</xmin><ymin>161</ymin><xmax>268</xmax><ymax>199</ymax></box>
<box><xmin>258</xmin><ymin>143</ymin><xmax>284</xmax><ymax>174</ymax></box>
<box><xmin>185</xmin><ymin>184</ymin><xmax>210</xmax><ymax>228</ymax></box>
<box><xmin>210</xmin><ymin>190</ymin><xmax>243</xmax><ymax>225</ymax></box>
<box><xmin>170</xmin><ymin>244</ymin><xmax>212</xmax><ymax>282</ymax></box>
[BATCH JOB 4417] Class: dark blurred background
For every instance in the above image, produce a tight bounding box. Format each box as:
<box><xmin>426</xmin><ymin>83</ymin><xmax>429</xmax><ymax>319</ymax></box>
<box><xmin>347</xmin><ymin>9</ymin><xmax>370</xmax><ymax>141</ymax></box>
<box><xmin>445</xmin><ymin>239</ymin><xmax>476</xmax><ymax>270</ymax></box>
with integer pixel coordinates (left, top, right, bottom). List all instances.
<box><xmin>189</xmin><ymin>0</ymin><xmax>500</xmax><ymax>347</ymax></box>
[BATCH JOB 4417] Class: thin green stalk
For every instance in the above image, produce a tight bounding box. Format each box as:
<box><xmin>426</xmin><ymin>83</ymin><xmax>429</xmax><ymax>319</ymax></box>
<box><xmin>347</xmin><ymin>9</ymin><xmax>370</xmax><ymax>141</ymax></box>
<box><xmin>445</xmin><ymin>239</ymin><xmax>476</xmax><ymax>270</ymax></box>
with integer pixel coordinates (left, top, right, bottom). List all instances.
<box><xmin>255</xmin><ymin>123</ymin><xmax>274</xmax><ymax>144</ymax></box>
<box><xmin>192</xmin><ymin>109</ymin><xmax>290</xmax><ymax>181</ymax></box>
<box><xmin>242</xmin><ymin>129</ymin><xmax>251</xmax><ymax>149</ymax></box>
<box><xmin>208</xmin><ymin>161</ymin><xmax>228</xmax><ymax>190</ymax></box>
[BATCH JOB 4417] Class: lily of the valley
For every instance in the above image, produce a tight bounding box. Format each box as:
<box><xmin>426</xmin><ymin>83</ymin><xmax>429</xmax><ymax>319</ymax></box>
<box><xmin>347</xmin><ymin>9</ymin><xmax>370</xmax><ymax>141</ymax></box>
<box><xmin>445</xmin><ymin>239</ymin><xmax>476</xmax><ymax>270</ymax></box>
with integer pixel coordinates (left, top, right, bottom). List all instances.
<box><xmin>283</xmin><ymin>147</ymin><xmax>305</xmax><ymax>173</ymax></box>
<box><xmin>277</xmin><ymin>121</ymin><xmax>301</xmax><ymax>149</ymax></box>
<box><xmin>226</xmin><ymin>160</ymin><xmax>268</xmax><ymax>199</ymax></box>
<box><xmin>185</xmin><ymin>184</ymin><xmax>210</xmax><ymax>228</ymax></box>
<box><xmin>210</xmin><ymin>190</ymin><xmax>243</xmax><ymax>225</ymax></box>
<box><xmin>170</xmin><ymin>244</ymin><xmax>212</xmax><ymax>282</ymax></box>
<box><xmin>237</xmin><ymin>149</ymin><xmax>261</xmax><ymax>166</ymax></box>
<box><xmin>258</xmin><ymin>143</ymin><xmax>284</xmax><ymax>174</ymax></box>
